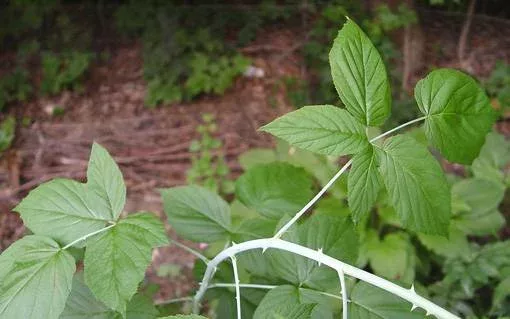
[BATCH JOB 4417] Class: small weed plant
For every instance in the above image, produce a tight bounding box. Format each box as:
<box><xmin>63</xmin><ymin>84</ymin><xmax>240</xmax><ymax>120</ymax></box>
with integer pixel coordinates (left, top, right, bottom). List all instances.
<box><xmin>0</xmin><ymin>20</ymin><xmax>504</xmax><ymax>319</ymax></box>
<box><xmin>187</xmin><ymin>113</ymin><xmax>234</xmax><ymax>195</ymax></box>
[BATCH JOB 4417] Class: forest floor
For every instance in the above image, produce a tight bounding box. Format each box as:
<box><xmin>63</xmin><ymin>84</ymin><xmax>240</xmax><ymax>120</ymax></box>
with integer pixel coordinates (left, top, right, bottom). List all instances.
<box><xmin>1</xmin><ymin>9</ymin><xmax>510</xmax><ymax>303</ymax></box>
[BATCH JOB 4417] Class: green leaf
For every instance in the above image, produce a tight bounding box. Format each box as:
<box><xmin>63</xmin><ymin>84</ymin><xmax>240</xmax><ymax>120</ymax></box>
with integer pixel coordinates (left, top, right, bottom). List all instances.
<box><xmin>329</xmin><ymin>19</ymin><xmax>391</xmax><ymax>126</ymax></box>
<box><xmin>418</xmin><ymin>224</ymin><xmax>470</xmax><ymax>258</ymax></box>
<box><xmin>253</xmin><ymin>286</ymin><xmax>327</xmax><ymax>319</ymax></box>
<box><xmin>452</xmin><ymin>178</ymin><xmax>504</xmax><ymax>213</ymax></box>
<box><xmin>61</xmin><ymin>273</ymin><xmax>116</xmax><ymax>319</ymax></box>
<box><xmin>235</xmin><ymin>163</ymin><xmax>314</xmax><ymax>219</ymax></box>
<box><xmin>161</xmin><ymin>185</ymin><xmax>231</xmax><ymax>242</ymax></box>
<box><xmin>366</xmin><ymin>232</ymin><xmax>416</xmax><ymax>285</ymax></box>
<box><xmin>452</xmin><ymin>178</ymin><xmax>506</xmax><ymax>235</ymax></box>
<box><xmin>414</xmin><ymin>68</ymin><xmax>496</xmax><ymax>164</ymax></box>
<box><xmin>84</xmin><ymin>213</ymin><xmax>168</xmax><ymax>315</ymax></box>
<box><xmin>377</xmin><ymin>135</ymin><xmax>451</xmax><ymax>235</ymax></box>
<box><xmin>269</xmin><ymin>213</ymin><xmax>358</xmax><ymax>290</ymax></box>
<box><xmin>238</xmin><ymin>148</ymin><xmax>276</xmax><ymax>170</ymax></box>
<box><xmin>88</xmin><ymin>143</ymin><xmax>126</xmax><ymax>220</ymax></box>
<box><xmin>455</xmin><ymin>209</ymin><xmax>505</xmax><ymax>236</ymax></box>
<box><xmin>14</xmin><ymin>179</ymin><xmax>113</xmax><ymax>245</ymax></box>
<box><xmin>124</xmin><ymin>293</ymin><xmax>160</xmax><ymax>319</ymax></box>
<box><xmin>493</xmin><ymin>276</ymin><xmax>510</xmax><ymax>312</ymax></box>
<box><xmin>349</xmin><ymin>281</ymin><xmax>426</xmax><ymax>318</ymax></box>
<box><xmin>260</xmin><ymin>105</ymin><xmax>368</xmax><ymax>156</ymax></box>
<box><xmin>471</xmin><ymin>131</ymin><xmax>510</xmax><ymax>183</ymax></box>
<box><xmin>0</xmin><ymin>235</ymin><xmax>75</xmax><ymax>319</ymax></box>
<box><xmin>348</xmin><ymin>145</ymin><xmax>382</xmax><ymax>223</ymax></box>
<box><xmin>159</xmin><ymin>316</ymin><xmax>208</xmax><ymax>319</ymax></box>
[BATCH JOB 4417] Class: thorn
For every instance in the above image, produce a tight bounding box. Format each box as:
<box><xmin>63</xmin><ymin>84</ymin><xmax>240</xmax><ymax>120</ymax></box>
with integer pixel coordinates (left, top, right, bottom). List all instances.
<box><xmin>411</xmin><ymin>304</ymin><xmax>418</xmax><ymax>311</ymax></box>
<box><xmin>262</xmin><ymin>238</ymin><xmax>275</xmax><ymax>254</ymax></box>
<box><xmin>426</xmin><ymin>311</ymin><xmax>431</xmax><ymax>317</ymax></box>
<box><xmin>317</xmin><ymin>248</ymin><xmax>324</xmax><ymax>266</ymax></box>
<box><xmin>410</xmin><ymin>284</ymin><xmax>416</xmax><ymax>293</ymax></box>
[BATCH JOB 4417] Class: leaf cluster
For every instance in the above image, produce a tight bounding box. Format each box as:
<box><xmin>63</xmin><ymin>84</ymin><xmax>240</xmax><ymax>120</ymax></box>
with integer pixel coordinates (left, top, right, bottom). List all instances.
<box><xmin>1</xmin><ymin>143</ymin><xmax>168</xmax><ymax>319</ymax></box>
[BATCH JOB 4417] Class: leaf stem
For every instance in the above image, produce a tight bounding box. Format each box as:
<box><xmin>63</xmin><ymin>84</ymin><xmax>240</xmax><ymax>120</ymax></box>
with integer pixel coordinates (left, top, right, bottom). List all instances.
<box><xmin>273</xmin><ymin>158</ymin><xmax>353</xmax><ymax>239</ymax></box>
<box><xmin>207</xmin><ymin>283</ymin><xmax>344</xmax><ymax>301</ymax></box>
<box><xmin>230</xmin><ymin>256</ymin><xmax>242</xmax><ymax>319</ymax></box>
<box><xmin>154</xmin><ymin>296</ymin><xmax>193</xmax><ymax>305</ymax></box>
<box><xmin>338</xmin><ymin>269</ymin><xmax>348</xmax><ymax>319</ymax></box>
<box><xmin>169</xmin><ymin>238</ymin><xmax>210</xmax><ymax>264</ymax></box>
<box><xmin>62</xmin><ymin>224</ymin><xmax>116</xmax><ymax>250</ymax></box>
<box><xmin>272</xmin><ymin>116</ymin><xmax>426</xmax><ymax>239</ymax></box>
<box><xmin>369</xmin><ymin>116</ymin><xmax>426</xmax><ymax>143</ymax></box>
<box><xmin>193</xmin><ymin>239</ymin><xmax>459</xmax><ymax>319</ymax></box>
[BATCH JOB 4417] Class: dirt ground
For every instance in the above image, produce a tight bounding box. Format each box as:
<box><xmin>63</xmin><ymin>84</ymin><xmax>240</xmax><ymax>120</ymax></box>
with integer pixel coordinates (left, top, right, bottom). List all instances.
<box><xmin>1</xmin><ymin>9</ymin><xmax>510</xmax><ymax>303</ymax></box>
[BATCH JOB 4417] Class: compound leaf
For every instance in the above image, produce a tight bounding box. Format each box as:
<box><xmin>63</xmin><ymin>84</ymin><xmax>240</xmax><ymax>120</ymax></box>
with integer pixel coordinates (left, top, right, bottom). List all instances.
<box><xmin>84</xmin><ymin>213</ymin><xmax>167</xmax><ymax>315</ymax></box>
<box><xmin>348</xmin><ymin>145</ymin><xmax>382</xmax><ymax>223</ymax></box>
<box><xmin>377</xmin><ymin>135</ymin><xmax>450</xmax><ymax>235</ymax></box>
<box><xmin>414</xmin><ymin>68</ymin><xmax>496</xmax><ymax>164</ymax></box>
<box><xmin>235</xmin><ymin>163</ymin><xmax>314</xmax><ymax>219</ymax></box>
<box><xmin>329</xmin><ymin>19</ymin><xmax>391</xmax><ymax>126</ymax></box>
<box><xmin>260</xmin><ymin>105</ymin><xmax>368</xmax><ymax>156</ymax></box>
<box><xmin>87</xmin><ymin>142</ymin><xmax>126</xmax><ymax>220</ymax></box>
<box><xmin>349</xmin><ymin>281</ymin><xmax>426</xmax><ymax>318</ymax></box>
<box><xmin>0</xmin><ymin>235</ymin><xmax>75</xmax><ymax>319</ymax></box>
<box><xmin>161</xmin><ymin>185</ymin><xmax>231</xmax><ymax>242</ymax></box>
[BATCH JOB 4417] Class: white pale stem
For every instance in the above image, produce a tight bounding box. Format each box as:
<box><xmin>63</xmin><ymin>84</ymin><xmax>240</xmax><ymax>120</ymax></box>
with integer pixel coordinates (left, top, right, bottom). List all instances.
<box><xmin>338</xmin><ymin>269</ymin><xmax>348</xmax><ymax>319</ymax></box>
<box><xmin>273</xmin><ymin>158</ymin><xmax>353</xmax><ymax>239</ymax></box>
<box><xmin>230</xmin><ymin>256</ymin><xmax>242</xmax><ymax>319</ymax></box>
<box><xmin>208</xmin><ymin>282</ymin><xmax>344</xmax><ymax>301</ymax></box>
<box><xmin>272</xmin><ymin>116</ymin><xmax>427</xmax><ymax>239</ymax></box>
<box><xmin>62</xmin><ymin>224</ymin><xmax>116</xmax><ymax>250</ymax></box>
<box><xmin>169</xmin><ymin>238</ymin><xmax>209</xmax><ymax>264</ymax></box>
<box><xmin>193</xmin><ymin>239</ymin><xmax>460</xmax><ymax>319</ymax></box>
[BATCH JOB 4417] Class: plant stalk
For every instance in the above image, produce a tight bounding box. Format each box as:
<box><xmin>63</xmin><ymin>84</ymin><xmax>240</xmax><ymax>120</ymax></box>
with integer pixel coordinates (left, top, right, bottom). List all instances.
<box><xmin>193</xmin><ymin>238</ymin><xmax>460</xmax><ymax>319</ymax></box>
<box><xmin>62</xmin><ymin>224</ymin><xmax>116</xmax><ymax>250</ymax></box>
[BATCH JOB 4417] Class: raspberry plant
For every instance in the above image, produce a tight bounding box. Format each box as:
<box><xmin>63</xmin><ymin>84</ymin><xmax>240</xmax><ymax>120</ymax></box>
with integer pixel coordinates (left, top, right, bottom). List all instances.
<box><xmin>0</xmin><ymin>19</ymin><xmax>497</xmax><ymax>318</ymax></box>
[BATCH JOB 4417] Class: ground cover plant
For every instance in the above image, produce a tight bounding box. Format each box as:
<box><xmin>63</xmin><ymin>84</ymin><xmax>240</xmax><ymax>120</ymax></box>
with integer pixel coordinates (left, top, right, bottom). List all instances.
<box><xmin>0</xmin><ymin>18</ymin><xmax>507</xmax><ymax>319</ymax></box>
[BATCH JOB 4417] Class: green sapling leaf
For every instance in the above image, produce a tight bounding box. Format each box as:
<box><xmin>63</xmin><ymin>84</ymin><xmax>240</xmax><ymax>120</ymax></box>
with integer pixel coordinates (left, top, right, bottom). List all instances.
<box><xmin>260</xmin><ymin>105</ymin><xmax>369</xmax><ymax>156</ymax></box>
<box><xmin>161</xmin><ymin>185</ymin><xmax>231</xmax><ymax>242</ymax></box>
<box><xmin>84</xmin><ymin>213</ymin><xmax>167</xmax><ymax>315</ymax></box>
<box><xmin>88</xmin><ymin>142</ymin><xmax>126</xmax><ymax>220</ymax></box>
<box><xmin>414</xmin><ymin>68</ymin><xmax>497</xmax><ymax>164</ymax></box>
<box><xmin>14</xmin><ymin>142</ymin><xmax>126</xmax><ymax>246</ymax></box>
<box><xmin>235</xmin><ymin>162</ymin><xmax>314</xmax><ymax>219</ymax></box>
<box><xmin>348</xmin><ymin>281</ymin><xmax>426</xmax><ymax>318</ymax></box>
<box><xmin>348</xmin><ymin>145</ymin><xmax>382</xmax><ymax>223</ymax></box>
<box><xmin>14</xmin><ymin>179</ymin><xmax>113</xmax><ymax>245</ymax></box>
<box><xmin>253</xmin><ymin>285</ymin><xmax>330</xmax><ymax>319</ymax></box>
<box><xmin>377</xmin><ymin>135</ymin><xmax>451</xmax><ymax>235</ymax></box>
<box><xmin>329</xmin><ymin>19</ymin><xmax>391</xmax><ymax>126</ymax></box>
<box><xmin>0</xmin><ymin>235</ymin><xmax>75</xmax><ymax>319</ymax></box>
